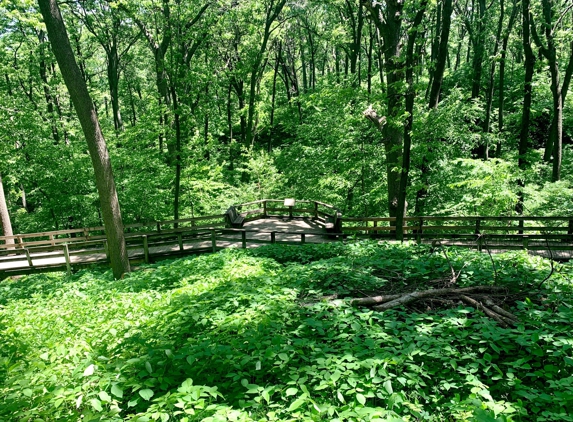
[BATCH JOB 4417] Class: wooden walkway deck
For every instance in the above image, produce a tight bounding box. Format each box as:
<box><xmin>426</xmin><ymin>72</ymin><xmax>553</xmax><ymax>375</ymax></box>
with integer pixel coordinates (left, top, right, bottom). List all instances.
<box><xmin>0</xmin><ymin>199</ymin><xmax>571</xmax><ymax>278</ymax></box>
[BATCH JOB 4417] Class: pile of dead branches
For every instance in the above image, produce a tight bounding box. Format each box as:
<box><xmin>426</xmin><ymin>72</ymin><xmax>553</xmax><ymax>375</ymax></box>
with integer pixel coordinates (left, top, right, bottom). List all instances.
<box><xmin>350</xmin><ymin>285</ymin><xmax>520</xmax><ymax>328</ymax></box>
<box><xmin>345</xmin><ymin>245</ymin><xmax>551</xmax><ymax>327</ymax></box>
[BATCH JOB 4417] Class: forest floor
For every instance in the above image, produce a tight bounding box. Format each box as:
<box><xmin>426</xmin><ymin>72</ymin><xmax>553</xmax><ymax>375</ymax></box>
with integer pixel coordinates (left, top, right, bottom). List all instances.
<box><xmin>1</xmin><ymin>241</ymin><xmax>572</xmax><ymax>421</ymax></box>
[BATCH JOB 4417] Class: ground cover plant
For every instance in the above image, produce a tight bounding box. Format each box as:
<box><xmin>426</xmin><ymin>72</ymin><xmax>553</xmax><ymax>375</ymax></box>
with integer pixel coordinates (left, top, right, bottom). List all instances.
<box><xmin>1</xmin><ymin>241</ymin><xmax>572</xmax><ymax>421</ymax></box>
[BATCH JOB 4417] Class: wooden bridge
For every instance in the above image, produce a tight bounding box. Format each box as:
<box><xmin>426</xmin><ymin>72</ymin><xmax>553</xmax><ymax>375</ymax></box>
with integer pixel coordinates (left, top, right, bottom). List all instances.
<box><xmin>1</xmin><ymin>199</ymin><xmax>572</xmax><ymax>278</ymax></box>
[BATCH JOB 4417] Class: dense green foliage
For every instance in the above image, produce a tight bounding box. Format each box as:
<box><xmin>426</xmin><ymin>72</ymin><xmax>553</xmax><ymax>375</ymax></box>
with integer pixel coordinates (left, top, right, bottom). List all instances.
<box><xmin>2</xmin><ymin>242</ymin><xmax>573</xmax><ymax>421</ymax></box>
<box><xmin>1</xmin><ymin>0</ymin><xmax>573</xmax><ymax>234</ymax></box>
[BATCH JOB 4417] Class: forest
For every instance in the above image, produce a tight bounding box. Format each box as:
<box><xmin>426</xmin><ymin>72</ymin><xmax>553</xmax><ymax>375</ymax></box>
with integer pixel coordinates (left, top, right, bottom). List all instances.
<box><xmin>0</xmin><ymin>0</ymin><xmax>572</xmax><ymax>238</ymax></box>
<box><xmin>1</xmin><ymin>0</ymin><xmax>573</xmax><ymax>420</ymax></box>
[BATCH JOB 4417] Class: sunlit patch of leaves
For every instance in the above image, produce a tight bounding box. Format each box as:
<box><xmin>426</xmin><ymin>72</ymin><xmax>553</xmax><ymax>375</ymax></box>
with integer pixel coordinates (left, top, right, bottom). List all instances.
<box><xmin>0</xmin><ymin>243</ymin><xmax>572</xmax><ymax>421</ymax></box>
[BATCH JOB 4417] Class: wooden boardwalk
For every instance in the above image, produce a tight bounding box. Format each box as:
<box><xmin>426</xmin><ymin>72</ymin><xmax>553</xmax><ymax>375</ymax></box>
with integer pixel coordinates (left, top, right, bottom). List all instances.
<box><xmin>0</xmin><ymin>217</ymin><xmax>336</xmax><ymax>277</ymax></box>
<box><xmin>0</xmin><ymin>199</ymin><xmax>571</xmax><ymax>278</ymax></box>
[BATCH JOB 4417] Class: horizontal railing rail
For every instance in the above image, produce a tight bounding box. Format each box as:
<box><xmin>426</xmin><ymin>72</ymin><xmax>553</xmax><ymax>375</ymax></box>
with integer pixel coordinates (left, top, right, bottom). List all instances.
<box><xmin>1</xmin><ymin>200</ymin><xmax>571</xmax><ymax>278</ymax></box>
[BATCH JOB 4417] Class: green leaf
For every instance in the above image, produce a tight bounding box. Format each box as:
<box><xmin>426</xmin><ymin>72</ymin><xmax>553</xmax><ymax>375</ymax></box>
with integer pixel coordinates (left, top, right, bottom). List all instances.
<box><xmin>356</xmin><ymin>393</ymin><xmax>366</xmax><ymax>405</ymax></box>
<box><xmin>383</xmin><ymin>380</ymin><xmax>393</xmax><ymax>395</ymax></box>
<box><xmin>139</xmin><ymin>389</ymin><xmax>154</xmax><ymax>401</ymax></box>
<box><xmin>145</xmin><ymin>361</ymin><xmax>153</xmax><ymax>374</ymax></box>
<box><xmin>83</xmin><ymin>364</ymin><xmax>95</xmax><ymax>377</ymax></box>
<box><xmin>111</xmin><ymin>384</ymin><xmax>123</xmax><ymax>398</ymax></box>
<box><xmin>90</xmin><ymin>398</ymin><xmax>103</xmax><ymax>412</ymax></box>
<box><xmin>288</xmin><ymin>397</ymin><xmax>307</xmax><ymax>411</ymax></box>
<box><xmin>285</xmin><ymin>387</ymin><xmax>298</xmax><ymax>396</ymax></box>
<box><xmin>98</xmin><ymin>391</ymin><xmax>112</xmax><ymax>402</ymax></box>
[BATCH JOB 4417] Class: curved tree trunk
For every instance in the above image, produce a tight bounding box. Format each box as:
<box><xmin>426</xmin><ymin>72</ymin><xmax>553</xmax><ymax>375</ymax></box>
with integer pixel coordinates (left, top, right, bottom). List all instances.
<box><xmin>38</xmin><ymin>0</ymin><xmax>130</xmax><ymax>279</ymax></box>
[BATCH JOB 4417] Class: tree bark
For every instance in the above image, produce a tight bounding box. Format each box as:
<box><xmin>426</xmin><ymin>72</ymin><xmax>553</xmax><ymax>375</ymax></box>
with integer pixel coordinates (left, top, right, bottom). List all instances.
<box><xmin>396</xmin><ymin>1</ymin><xmax>428</xmax><ymax>240</ymax></box>
<box><xmin>365</xmin><ymin>0</ymin><xmax>404</xmax><ymax>218</ymax></box>
<box><xmin>530</xmin><ymin>0</ymin><xmax>570</xmax><ymax>181</ymax></box>
<box><xmin>0</xmin><ymin>174</ymin><xmax>15</xmax><ymax>248</ymax></box>
<box><xmin>38</xmin><ymin>0</ymin><xmax>130</xmax><ymax>279</ymax></box>
<box><xmin>245</xmin><ymin>0</ymin><xmax>287</xmax><ymax>146</ymax></box>
<box><xmin>428</xmin><ymin>0</ymin><xmax>453</xmax><ymax>109</ymax></box>
<box><xmin>516</xmin><ymin>0</ymin><xmax>535</xmax><ymax>217</ymax></box>
<box><xmin>496</xmin><ymin>0</ymin><xmax>519</xmax><ymax>156</ymax></box>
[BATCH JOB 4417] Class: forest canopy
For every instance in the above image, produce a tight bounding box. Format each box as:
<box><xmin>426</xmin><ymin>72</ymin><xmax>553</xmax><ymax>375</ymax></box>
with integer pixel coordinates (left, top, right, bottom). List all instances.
<box><xmin>0</xmin><ymin>0</ymin><xmax>572</xmax><ymax>234</ymax></box>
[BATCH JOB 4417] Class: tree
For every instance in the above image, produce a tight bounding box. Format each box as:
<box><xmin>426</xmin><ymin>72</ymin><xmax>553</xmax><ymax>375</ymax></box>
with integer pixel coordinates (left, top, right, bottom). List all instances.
<box><xmin>531</xmin><ymin>0</ymin><xmax>573</xmax><ymax>181</ymax></box>
<box><xmin>0</xmin><ymin>174</ymin><xmax>15</xmax><ymax>247</ymax></box>
<box><xmin>428</xmin><ymin>0</ymin><xmax>453</xmax><ymax>109</ymax></box>
<box><xmin>516</xmin><ymin>0</ymin><xmax>535</xmax><ymax>217</ymax></box>
<box><xmin>38</xmin><ymin>0</ymin><xmax>130</xmax><ymax>278</ymax></box>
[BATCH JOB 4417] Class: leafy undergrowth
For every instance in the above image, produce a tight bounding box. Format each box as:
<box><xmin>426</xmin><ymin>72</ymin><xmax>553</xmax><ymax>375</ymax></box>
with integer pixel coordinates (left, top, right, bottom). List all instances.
<box><xmin>0</xmin><ymin>241</ymin><xmax>572</xmax><ymax>422</ymax></box>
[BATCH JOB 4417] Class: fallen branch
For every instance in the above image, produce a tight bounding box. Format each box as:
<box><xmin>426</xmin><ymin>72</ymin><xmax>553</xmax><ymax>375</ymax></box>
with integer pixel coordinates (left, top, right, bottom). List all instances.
<box><xmin>459</xmin><ymin>295</ymin><xmax>515</xmax><ymax>328</ymax></box>
<box><xmin>367</xmin><ymin>286</ymin><xmax>506</xmax><ymax>311</ymax></box>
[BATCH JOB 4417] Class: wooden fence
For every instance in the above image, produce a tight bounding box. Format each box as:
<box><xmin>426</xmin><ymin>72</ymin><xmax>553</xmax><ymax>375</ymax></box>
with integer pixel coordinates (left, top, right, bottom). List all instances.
<box><xmin>341</xmin><ymin>215</ymin><xmax>573</xmax><ymax>252</ymax></box>
<box><xmin>1</xmin><ymin>202</ymin><xmax>572</xmax><ymax>277</ymax></box>
<box><xmin>232</xmin><ymin>199</ymin><xmax>342</xmax><ymax>231</ymax></box>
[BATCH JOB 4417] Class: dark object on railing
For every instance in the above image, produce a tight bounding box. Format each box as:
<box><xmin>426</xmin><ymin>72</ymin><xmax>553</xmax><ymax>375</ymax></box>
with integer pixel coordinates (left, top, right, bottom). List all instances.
<box><xmin>225</xmin><ymin>206</ymin><xmax>245</xmax><ymax>228</ymax></box>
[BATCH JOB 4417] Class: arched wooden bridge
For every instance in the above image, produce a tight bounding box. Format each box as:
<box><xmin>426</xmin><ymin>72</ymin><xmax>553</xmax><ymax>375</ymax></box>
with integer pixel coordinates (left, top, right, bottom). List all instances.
<box><xmin>1</xmin><ymin>199</ymin><xmax>572</xmax><ymax>278</ymax></box>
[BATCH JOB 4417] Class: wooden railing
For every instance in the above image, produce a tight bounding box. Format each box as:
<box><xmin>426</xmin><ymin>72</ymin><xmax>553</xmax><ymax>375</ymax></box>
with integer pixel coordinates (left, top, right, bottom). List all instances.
<box><xmin>341</xmin><ymin>215</ymin><xmax>573</xmax><ymax>251</ymax></box>
<box><xmin>233</xmin><ymin>199</ymin><xmax>342</xmax><ymax>231</ymax></box>
<box><xmin>0</xmin><ymin>214</ymin><xmax>227</xmax><ymax>276</ymax></box>
<box><xmin>1</xmin><ymin>205</ymin><xmax>572</xmax><ymax>277</ymax></box>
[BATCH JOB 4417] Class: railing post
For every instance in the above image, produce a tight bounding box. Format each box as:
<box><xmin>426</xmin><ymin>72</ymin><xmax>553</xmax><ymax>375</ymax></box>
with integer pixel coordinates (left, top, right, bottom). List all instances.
<box><xmin>63</xmin><ymin>243</ymin><xmax>71</xmax><ymax>275</ymax></box>
<box><xmin>568</xmin><ymin>219</ymin><xmax>573</xmax><ymax>240</ymax></box>
<box><xmin>211</xmin><ymin>229</ymin><xmax>217</xmax><ymax>253</ymax></box>
<box><xmin>475</xmin><ymin>218</ymin><xmax>481</xmax><ymax>235</ymax></box>
<box><xmin>263</xmin><ymin>201</ymin><xmax>268</xmax><ymax>218</ymax></box>
<box><xmin>271</xmin><ymin>232</ymin><xmax>276</xmax><ymax>244</ymax></box>
<box><xmin>103</xmin><ymin>240</ymin><xmax>109</xmax><ymax>262</ymax></box>
<box><xmin>49</xmin><ymin>234</ymin><xmax>55</xmax><ymax>246</ymax></box>
<box><xmin>417</xmin><ymin>218</ymin><xmax>423</xmax><ymax>244</ymax></box>
<box><xmin>477</xmin><ymin>235</ymin><xmax>483</xmax><ymax>252</ymax></box>
<box><xmin>523</xmin><ymin>235</ymin><xmax>529</xmax><ymax>250</ymax></box>
<box><xmin>373</xmin><ymin>220</ymin><xmax>377</xmax><ymax>236</ymax></box>
<box><xmin>156</xmin><ymin>222</ymin><xmax>161</xmax><ymax>233</ymax></box>
<box><xmin>314</xmin><ymin>202</ymin><xmax>318</xmax><ymax>218</ymax></box>
<box><xmin>241</xmin><ymin>230</ymin><xmax>247</xmax><ymax>249</ymax></box>
<box><xmin>301</xmin><ymin>233</ymin><xmax>306</xmax><ymax>244</ymax></box>
<box><xmin>24</xmin><ymin>248</ymin><xmax>33</xmax><ymax>267</ymax></box>
<box><xmin>178</xmin><ymin>233</ymin><xmax>183</xmax><ymax>251</ymax></box>
<box><xmin>143</xmin><ymin>235</ymin><xmax>149</xmax><ymax>263</ymax></box>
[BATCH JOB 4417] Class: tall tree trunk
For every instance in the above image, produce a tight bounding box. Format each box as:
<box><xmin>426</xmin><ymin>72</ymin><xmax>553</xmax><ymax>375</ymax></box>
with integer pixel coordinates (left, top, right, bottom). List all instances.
<box><xmin>170</xmin><ymin>85</ymin><xmax>182</xmax><ymax>224</ymax></box>
<box><xmin>516</xmin><ymin>0</ymin><xmax>535</xmax><ymax>217</ymax></box>
<box><xmin>483</xmin><ymin>0</ymin><xmax>507</xmax><ymax>144</ymax></box>
<box><xmin>530</xmin><ymin>0</ymin><xmax>570</xmax><ymax>181</ymax></box>
<box><xmin>496</xmin><ymin>0</ymin><xmax>519</xmax><ymax>156</ymax></box>
<box><xmin>245</xmin><ymin>0</ymin><xmax>287</xmax><ymax>146</ymax></box>
<box><xmin>396</xmin><ymin>2</ymin><xmax>428</xmax><ymax>240</ymax></box>
<box><xmin>428</xmin><ymin>0</ymin><xmax>452</xmax><ymax>109</ymax></box>
<box><xmin>0</xmin><ymin>174</ymin><xmax>14</xmax><ymax>248</ymax></box>
<box><xmin>471</xmin><ymin>0</ymin><xmax>486</xmax><ymax>99</ymax></box>
<box><xmin>107</xmin><ymin>43</ymin><xmax>123</xmax><ymax>131</ymax></box>
<box><xmin>365</xmin><ymin>0</ymin><xmax>404</xmax><ymax>218</ymax></box>
<box><xmin>38</xmin><ymin>0</ymin><xmax>130</xmax><ymax>278</ymax></box>
<box><xmin>367</xmin><ymin>24</ymin><xmax>374</xmax><ymax>98</ymax></box>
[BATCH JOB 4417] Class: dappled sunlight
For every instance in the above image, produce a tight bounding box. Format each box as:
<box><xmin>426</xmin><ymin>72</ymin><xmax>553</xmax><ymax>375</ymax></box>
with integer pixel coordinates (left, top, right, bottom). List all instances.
<box><xmin>1</xmin><ymin>242</ymin><xmax>572</xmax><ymax>420</ymax></box>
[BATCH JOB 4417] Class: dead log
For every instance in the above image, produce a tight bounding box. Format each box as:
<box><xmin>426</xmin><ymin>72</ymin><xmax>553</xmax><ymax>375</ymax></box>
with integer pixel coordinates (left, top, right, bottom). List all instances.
<box><xmin>351</xmin><ymin>294</ymin><xmax>403</xmax><ymax>306</ymax></box>
<box><xmin>459</xmin><ymin>295</ymin><xmax>515</xmax><ymax>328</ymax></box>
<box><xmin>361</xmin><ymin>286</ymin><xmax>505</xmax><ymax>311</ymax></box>
<box><xmin>484</xmin><ymin>298</ymin><xmax>519</xmax><ymax>322</ymax></box>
